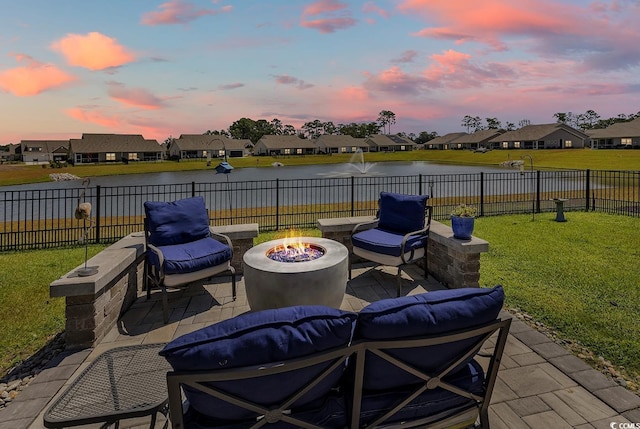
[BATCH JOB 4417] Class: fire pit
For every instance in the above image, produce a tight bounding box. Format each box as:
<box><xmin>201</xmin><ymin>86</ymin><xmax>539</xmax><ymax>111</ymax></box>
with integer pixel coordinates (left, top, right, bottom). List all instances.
<box><xmin>243</xmin><ymin>237</ymin><xmax>348</xmax><ymax>311</ymax></box>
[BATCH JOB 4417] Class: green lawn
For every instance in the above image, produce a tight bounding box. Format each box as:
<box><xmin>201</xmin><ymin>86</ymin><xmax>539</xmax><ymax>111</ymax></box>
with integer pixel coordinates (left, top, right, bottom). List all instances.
<box><xmin>1</xmin><ymin>213</ymin><xmax>639</xmax><ymax>392</ymax></box>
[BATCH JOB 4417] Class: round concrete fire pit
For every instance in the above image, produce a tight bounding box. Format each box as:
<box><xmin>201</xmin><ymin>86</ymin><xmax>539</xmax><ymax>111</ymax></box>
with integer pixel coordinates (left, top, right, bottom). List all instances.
<box><xmin>243</xmin><ymin>237</ymin><xmax>348</xmax><ymax>311</ymax></box>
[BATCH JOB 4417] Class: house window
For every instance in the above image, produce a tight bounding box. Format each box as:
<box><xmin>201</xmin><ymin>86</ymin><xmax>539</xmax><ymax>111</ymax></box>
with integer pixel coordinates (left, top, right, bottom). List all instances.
<box><xmin>202</xmin><ymin>150</ymin><xmax>208</xmax><ymax>157</ymax></box>
<box><xmin>514</xmin><ymin>142</ymin><xmax>521</xmax><ymax>148</ymax></box>
<box><xmin>565</xmin><ymin>140</ymin><xmax>573</xmax><ymax>148</ymax></box>
<box><xmin>351</xmin><ymin>147</ymin><xmax>357</xmax><ymax>152</ymax></box>
<box><xmin>502</xmin><ymin>142</ymin><xmax>509</xmax><ymax>149</ymax></box>
<box><xmin>284</xmin><ymin>148</ymin><xmax>291</xmax><ymax>155</ymax></box>
<box><xmin>341</xmin><ymin>147</ymin><xmax>347</xmax><ymax>153</ymax></box>
<box><xmin>401</xmin><ymin>145</ymin><xmax>406</xmax><ymax>150</ymax></box>
<box><xmin>106</xmin><ymin>153</ymin><xmax>116</xmax><ymax>161</ymax></box>
<box><xmin>128</xmin><ymin>153</ymin><xmax>138</xmax><ymax>160</ymax></box>
<box><xmin>296</xmin><ymin>148</ymin><xmax>303</xmax><ymax>154</ymax></box>
<box><xmin>218</xmin><ymin>149</ymin><xmax>225</xmax><ymax>157</ymax></box>
<box><xmin>621</xmin><ymin>138</ymin><xmax>632</xmax><ymax>146</ymax></box>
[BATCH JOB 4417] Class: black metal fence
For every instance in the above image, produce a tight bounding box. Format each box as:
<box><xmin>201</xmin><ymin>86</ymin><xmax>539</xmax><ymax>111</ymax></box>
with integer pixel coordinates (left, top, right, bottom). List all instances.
<box><xmin>1</xmin><ymin>169</ymin><xmax>638</xmax><ymax>251</ymax></box>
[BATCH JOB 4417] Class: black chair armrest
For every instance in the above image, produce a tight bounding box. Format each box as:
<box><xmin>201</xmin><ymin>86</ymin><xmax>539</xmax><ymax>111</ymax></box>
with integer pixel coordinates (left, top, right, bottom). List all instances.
<box><xmin>351</xmin><ymin>219</ymin><xmax>379</xmax><ymax>236</ymax></box>
<box><xmin>208</xmin><ymin>228</ymin><xmax>234</xmax><ymax>257</ymax></box>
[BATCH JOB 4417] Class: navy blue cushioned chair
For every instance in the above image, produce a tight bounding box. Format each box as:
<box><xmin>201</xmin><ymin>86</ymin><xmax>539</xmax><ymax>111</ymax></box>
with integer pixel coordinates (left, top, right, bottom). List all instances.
<box><xmin>162</xmin><ymin>306</ymin><xmax>358</xmax><ymax>429</ymax></box>
<box><xmin>349</xmin><ymin>285</ymin><xmax>508</xmax><ymax>428</ymax></box>
<box><xmin>144</xmin><ymin>196</ymin><xmax>236</xmax><ymax>324</ymax></box>
<box><xmin>350</xmin><ymin>192</ymin><xmax>432</xmax><ymax>297</ymax></box>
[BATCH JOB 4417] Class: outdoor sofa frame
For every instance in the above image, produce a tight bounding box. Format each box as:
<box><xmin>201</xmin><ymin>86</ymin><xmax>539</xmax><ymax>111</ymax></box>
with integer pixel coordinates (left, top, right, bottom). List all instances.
<box><xmin>166</xmin><ymin>317</ymin><xmax>511</xmax><ymax>429</ymax></box>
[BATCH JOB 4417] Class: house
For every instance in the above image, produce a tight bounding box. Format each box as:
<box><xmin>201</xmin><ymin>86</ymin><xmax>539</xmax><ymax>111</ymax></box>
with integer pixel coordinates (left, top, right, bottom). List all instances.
<box><xmin>586</xmin><ymin>117</ymin><xmax>640</xmax><ymax>149</ymax></box>
<box><xmin>449</xmin><ymin>130</ymin><xmax>506</xmax><ymax>150</ymax></box>
<box><xmin>253</xmin><ymin>135</ymin><xmax>317</xmax><ymax>156</ymax></box>
<box><xmin>423</xmin><ymin>133</ymin><xmax>468</xmax><ymax>150</ymax></box>
<box><xmin>68</xmin><ymin>134</ymin><xmax>163</xmax><ymax>164</ymax></box>
<box><xmin>487</xmin><ymin>124</ymin><xmax>587</xmax><ymax>149</ymax></box>
<box><xmin>0</xmin><ymin>143</ymin><xmax>20</xmax><ymax>163</ymax></box>
<box><xmin>364</xmin><ymin>135</ymin><xmax>416</xmax><ymax>152</ymax></box>
<box><xmin>18</xmin><ymin>140</ymin><xmax>70</xmax><ymax>164</ymax></box>
<box><xmin>169</xmin><ymin>135</ymin><xmax>251</xmax><ymax>160</ymax></box>
<box><xmin>315</xmin><ymin>135</ymin><xmax>368</xmax><ymax>154</ymax></box>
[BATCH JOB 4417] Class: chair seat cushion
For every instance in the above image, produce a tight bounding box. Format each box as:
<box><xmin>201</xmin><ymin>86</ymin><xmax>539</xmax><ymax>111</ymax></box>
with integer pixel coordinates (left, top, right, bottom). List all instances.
<box><xmin>352</xmin><ymin>228</ymin><xmax>426</xmax><ymax>257</ymax></box>
<box><xmin>160</xmin><ymin>306</ymin><xmax>357</xmax><ymax>422</ymax></box>
<box><xmin>152</xmin><ymin>236</ymin><xmax>232</xmax><ymax>275</ymax></box>
<box><xmin>144</xmin><ymin>196</ymin><xmax>211</xmax><ymax>247</ymax></box>
<box><xmin>356</xmin><ymin>360</ymin><xmax>484</xmax><ymax>427</ymax></box>
<box><xmin>354</xmin><ymin>286</ymin><xmax>504</xmax><ymax>391</ymax></box>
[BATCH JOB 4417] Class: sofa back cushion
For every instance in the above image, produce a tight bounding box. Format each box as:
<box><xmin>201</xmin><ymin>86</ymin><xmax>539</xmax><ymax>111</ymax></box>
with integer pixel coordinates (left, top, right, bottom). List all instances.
<box><xmin>353</xmin><ymin>285</ymin><xmax>504</xmax><ymax>391</ymax></box>
<box><xmin>377</xmin><ymin>192</ymin><xmax>428</xmax><ymax>234</ymax></box>
<box><xmin>160</xmin><ymin>306</ymin><xmax>357</xmax><ymax>421</ymax></box>
<box><xmin>144</xmin><ymin>196</ymin><xmax>210</xmax><ymax>247</ymax></box>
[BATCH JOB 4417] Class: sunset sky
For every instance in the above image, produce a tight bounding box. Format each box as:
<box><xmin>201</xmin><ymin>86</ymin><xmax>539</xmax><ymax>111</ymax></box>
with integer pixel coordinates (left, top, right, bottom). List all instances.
<box><xmin>1</xmin><ymin>0</ymin><xmax>640</xmax><ymax>145</ymax></box>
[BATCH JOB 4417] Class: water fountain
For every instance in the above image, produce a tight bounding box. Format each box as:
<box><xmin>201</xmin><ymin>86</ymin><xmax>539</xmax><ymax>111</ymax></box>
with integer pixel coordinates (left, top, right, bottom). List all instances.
<box><xmin>348</xmin><ymin>149</ymin><xmax>375</xmax><ymax>174</ymax></box>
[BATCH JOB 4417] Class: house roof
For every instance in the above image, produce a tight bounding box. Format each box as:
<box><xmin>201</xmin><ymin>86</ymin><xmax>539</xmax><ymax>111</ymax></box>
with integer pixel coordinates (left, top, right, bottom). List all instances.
<box><xmin>426</xmin><ymin>133</ymin><xmax>468</xmax><ymax>146</ymax></box>
<box><xmin>315</xmin><ymin>135</ymin><xmax>367</xmax><ymax>148</ymax></box>
<box><xmin>365</xmin><ymin>134</ymin><xmax>416</xmax><ymax>146</ymax></box>
<box><xmin>256</xmin><ymin>135</ymin><xmax>316</xmax><ymax>149</ymax></box>
<box><xmin>450</xmin><ymin>130</ymin><xmax>505</xmax><ymax>144</ymax></box>
<box><xmin>21</xmin><ymin>140</ymin><xmax>70</xmax><ymax>152</ymax></box>
<box><xmin>174</xmin><ymin>135</ymin><xmax>248</xmax><ymax>151</ymax></box>
<box><xmin>488</xmin><ymin>124</ymin><xmax>588</xmax><ymax>143</ymax></box>
<box><xmin>586</xmin><ymin>117</ymin><xmax>640</xmax><ymax>139</ymax></box>
<box><xmin>69</xmin><ymin>134</ymin><xmax>162</xmax><ymax>152</ymax></box>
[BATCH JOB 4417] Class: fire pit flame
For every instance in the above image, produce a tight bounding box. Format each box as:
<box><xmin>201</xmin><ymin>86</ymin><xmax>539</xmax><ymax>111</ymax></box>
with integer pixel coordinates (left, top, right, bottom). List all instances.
<box><xmin>267</xmin><ymin>236</ymin><xmax>325</xmax><ymax>263</ymax></box>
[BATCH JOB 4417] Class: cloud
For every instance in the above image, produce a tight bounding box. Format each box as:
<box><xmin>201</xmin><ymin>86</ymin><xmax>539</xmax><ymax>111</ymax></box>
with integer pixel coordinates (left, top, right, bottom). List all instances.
<box><xmin>363</xmin><ymin>66</ymin><xmax>430</xmax><ymax>94</ymax></box>
<box><xmin>0</xmin><ymin>54</ymin><xmax>75</xmax><ymax>96</ymax></box>
<box><xmin>362</xmin><ymin>2</ymin><xmax>390</xmax><ymax>19</ymax></box>
<box><xmin>398</xmin><ymin>0</ymin><xmax>640</xmax><ymax>70</ymax></box>
<box><xmin>424</xmin><ymin>49</ymin><xmax>517</xmax><ymax>89</ymax></box>
<box><xmin>392</xmin><ymin>50</ymin><xmax>419</xmax><ymax>64</ymax></box>
<box><xmin>107</xmin><ymin>81</ymin><xmax>166</xmax><ymax>109</ymax></box>
<box><xmin>300</xmin><ymin>0</ymin><xmax>356</xmax><ymax>33</ymax></box>
<box><xmin>51</xmin><ymin>32</ymin><xmax>135</xmax><ymax>70</ymax></box>
<box><xmin>141</xmin><ymin>0</ymin><xmax>232</xmax><ymax>25</ymax></box>
<box><xmin>66</xmin><ymin>107</ymin><xmax>122</xmax><ymax>128</ymax></box>
<box><xmin>273</xmin><ymin>74</ymin><xmax>314</xmax><ymax>90</ymax></box>
<box><xmin>218</xmin><ymin>83</ymin><xmax>244</xmax><ymax>90</ymax></box>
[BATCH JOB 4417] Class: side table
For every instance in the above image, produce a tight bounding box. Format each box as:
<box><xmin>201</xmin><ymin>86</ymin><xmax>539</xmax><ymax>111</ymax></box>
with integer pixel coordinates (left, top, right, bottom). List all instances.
<box><xmin>44</xmin><ymin>343</ymin><xmax>171</xmax><ymax>428</ymax></box>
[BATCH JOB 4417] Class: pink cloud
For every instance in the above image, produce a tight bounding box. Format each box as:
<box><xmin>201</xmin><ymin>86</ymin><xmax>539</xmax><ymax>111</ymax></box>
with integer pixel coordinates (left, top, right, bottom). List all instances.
<box><xmin>141</xmin><ymin>0</ymin><xmax>232</xmax><ymax>25</ymax></box>
<box><xmin>363</xmin><ymin>66</ymin><xmax>429</xmax><ymax>94</ymax></box>
<box><xmin>273</xmin><ymin>74</ymin><xmax>314</xmax><ymax>90</ymax></box>
<box><xmin>0</xmin><ymin>54</ymin><xmax>75</xmax><ymax>96</ymax></box>
<box><xmin>301</xmin><ymin>0</ymin><xmax>356</xmax><ymax>33</ymax></box>
<box><xmin>51</xmin><ymin>32</ymin><xmax>135</xmax><ymax>71</ymax></box>
<box><xmin>362</xmin><ymin>2</ymin><xmax>390</xmax><ymax>19</ymax></box>
<box><xmin>66</xmin><ymin>108</ymin><xmax>122</xmax><ymax>128</ymax></box>
<box><xmin>107</xmin><ymin>82</ymin><xmax>166</xmax><ymax>109</ymax></box>
<box><xmin>424</xmin><ymin>49</ymin><xmax>517</xmax><ymax>89</ymax></box>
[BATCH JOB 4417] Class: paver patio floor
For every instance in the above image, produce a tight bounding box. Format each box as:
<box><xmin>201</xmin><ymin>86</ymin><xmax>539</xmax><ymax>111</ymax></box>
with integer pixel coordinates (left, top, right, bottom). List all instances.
<box><xmin>3</xmin><ymin>264</ymin><xmax>639</xmax><ymax>429</ymax></box>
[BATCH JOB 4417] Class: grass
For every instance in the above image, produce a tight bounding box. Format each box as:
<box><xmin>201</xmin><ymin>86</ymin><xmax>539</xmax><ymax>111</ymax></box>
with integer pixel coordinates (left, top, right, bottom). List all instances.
<box><xmin>1</xmin><ymin>213</ymin><xmax>639</xmax><ymax>390</ymax></box>
<box><xmin>0</xmin><ymin>244</ymin><xmax>108</xmax><ymax>374</ymax></box>
<box><xmin>2</xmin><ymin>148</ymin><xmax>640</xmax><ymax>186</ymax></box>
<box><xmin>472</xmin><ymin>212</ymin><xmax>640</xmax><ymax>387</ymax></box>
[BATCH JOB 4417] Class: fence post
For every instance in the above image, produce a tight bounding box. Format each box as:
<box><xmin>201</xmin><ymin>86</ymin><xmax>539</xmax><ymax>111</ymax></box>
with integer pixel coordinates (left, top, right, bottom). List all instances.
<box><xmin>535</xmin><ymin>170</ymin><xmax>541</xmax><ymax>213</ymax></box>
<box><xmin>191</xmin><ymin>181</ymin><xmax>195</xmax><ymax>197</ymax></box>
<box><xmin>419</xmin><ymin>174</ymin><xmax>423</xmax><ymax>196</ymax></box>
<box><xmin>351</xmin><ymin>176</ymin><xmax>355</xmax><ymax>216</ymax></box>
<box><xmin>585</xmin><ymin>169</ymin><xmax>591</xmax><ymax>211</ymax></box>
<box><xmin>480</xmin><ymin>172</ymin><xmax>484</xmax><ymax>216</ymax></box>
<box><xmin>95</xmin><ymin>185</ymin><xmax>101</xmax><ymax>243</ymax></box>
<box><xmin>276</xmin><ymin>178</ymin><xmax>280</xmax><ymax>231</ymax></box>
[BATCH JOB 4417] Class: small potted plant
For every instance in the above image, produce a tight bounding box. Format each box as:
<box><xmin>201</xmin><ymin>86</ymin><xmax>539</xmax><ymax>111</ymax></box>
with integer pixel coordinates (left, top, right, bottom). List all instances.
<box><xmin>451</xmin><ymin>204</ymin><xmax>477</xmax><ymax>240</ymax></box>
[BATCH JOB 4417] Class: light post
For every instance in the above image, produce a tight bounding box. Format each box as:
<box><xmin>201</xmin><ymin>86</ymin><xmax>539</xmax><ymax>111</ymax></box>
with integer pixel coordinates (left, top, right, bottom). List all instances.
<box><xmin>520</xmin><ymin>155</ymin><xmax>534</xmax><ymax>221</ymax></box>
<box><xmin>212</xmin><ymin>138</ymin><xmax>234</xmax><ymax>221</ymax></box>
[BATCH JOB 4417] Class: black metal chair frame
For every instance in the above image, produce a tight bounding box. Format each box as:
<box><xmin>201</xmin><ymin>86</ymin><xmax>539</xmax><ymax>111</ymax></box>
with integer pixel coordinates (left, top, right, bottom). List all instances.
<box><xmin>144</xmin><ymin>218</ymin><xmax>236</xmax><ymax>324</ymax></box>
<box><xmin>166</xmin><ymin>317</ymin><xmax>511</xmax><ymax>429</ymax></box>
<box><xmin>349</xmin><ymin>205</ymin><xmax>433</xmax><ymax>297</ymax></box>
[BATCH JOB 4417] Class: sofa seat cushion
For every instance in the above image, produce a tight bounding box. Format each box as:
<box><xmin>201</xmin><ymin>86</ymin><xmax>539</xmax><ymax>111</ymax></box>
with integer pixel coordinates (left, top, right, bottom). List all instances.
<box><xmin>144</xmin><ymin>196</ymin><xmax>211</xmax><ymax>247</ymax></box>
<box><xmin>352</xmin><ymin>227</ymin><xmax>427</xmax><ymax>257</ymax></box>
<box><xmin>377</xmin><ymin>192</ymin><xmax>428</xmax><ymax>234</ymax></box>
<box><xmin>356</xmin><ymin>360</ymin><xmax>484</xmax><ymax>428</ymax></box>
<box><xmin>160</xmin><ymin>306</ymin><xmax>357</xmax><ymax>422</ymax></box>
<box><xmin>153</xmin><ymin>236</ymin><xmax>232</xmax><ymax>275</ymax></box>
<box><xmin>354</xmin><ymin>286</ymin><xmax>504</xmax><ymax>391</ymax></box>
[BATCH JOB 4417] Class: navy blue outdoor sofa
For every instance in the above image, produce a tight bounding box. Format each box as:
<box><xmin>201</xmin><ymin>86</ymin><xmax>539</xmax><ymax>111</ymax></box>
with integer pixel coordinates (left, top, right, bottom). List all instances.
<box><xmin>162</xmin><ymin>285</ymin><xmax>510</xmax><ymax>428</ymax></box>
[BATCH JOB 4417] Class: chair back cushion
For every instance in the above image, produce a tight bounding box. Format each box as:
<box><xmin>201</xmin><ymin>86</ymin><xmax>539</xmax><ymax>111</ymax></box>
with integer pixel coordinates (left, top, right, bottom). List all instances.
<box><xmin>353</xmin><ymin>285</ymin><xmax>504</xmax><ymax>391</ymax></box>
<box><xmin>144</xmin><ymin>196</ymin><xmax>210</xmax><ymax>247</ymax></box>
<box><xmin>378</xmin><ymin>192</ymin><xmax>428</xmax><ymax>234</ymax></box>
<box><xmin>160</xmin><ymin>306</ymin><xmax>357</xmax><ymax>421</ymax></box>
